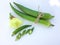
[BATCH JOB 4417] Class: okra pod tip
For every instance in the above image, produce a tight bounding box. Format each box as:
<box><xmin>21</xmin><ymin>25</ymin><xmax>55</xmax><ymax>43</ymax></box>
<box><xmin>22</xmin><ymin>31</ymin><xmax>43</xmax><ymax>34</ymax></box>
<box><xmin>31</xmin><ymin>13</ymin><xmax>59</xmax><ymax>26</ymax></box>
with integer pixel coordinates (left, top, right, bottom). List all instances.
<box><xmin>50</xmin><ymin>24</ymin><xmax>54</xmax><ymax>27</ymax></box>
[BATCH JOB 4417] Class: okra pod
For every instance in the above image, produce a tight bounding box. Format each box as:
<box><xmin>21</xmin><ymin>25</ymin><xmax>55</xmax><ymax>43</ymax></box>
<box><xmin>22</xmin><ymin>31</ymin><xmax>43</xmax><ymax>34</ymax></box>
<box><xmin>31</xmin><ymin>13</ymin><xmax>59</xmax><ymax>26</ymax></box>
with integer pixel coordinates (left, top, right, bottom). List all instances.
<box><xmin>12</xmin><ymin>25</ymin><xmax>31</xmax><ymax>36</ymax></box>
<box><xmin>13</xmin><ymin>2</ymin><xmax>54</xmax><ymax>20</ymax></box>
<box><xmin>10</xmin><ymin>3</ymin><xmax>54</xmax><ymax>27</ymax></box>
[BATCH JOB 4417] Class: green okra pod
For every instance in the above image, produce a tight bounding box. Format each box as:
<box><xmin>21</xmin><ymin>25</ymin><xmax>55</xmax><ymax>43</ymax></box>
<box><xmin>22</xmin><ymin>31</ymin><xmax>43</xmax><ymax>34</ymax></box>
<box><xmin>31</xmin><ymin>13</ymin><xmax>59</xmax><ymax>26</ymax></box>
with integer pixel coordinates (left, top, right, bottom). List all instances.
<box><xmin>27</xmin><ymin>27</ymin><xmax>34</xmax><ymax>35</ymax></box>
<box><xmin>10</xmin><ymin>3</ymin><xmax>54</xmax><ymax>27</ymax></box>
<box><xmin>12</xmin><ymin>25</ymin><xmax>31</xmax><ymax>36</ymax></box>
<box><xmin>13</xmin><ymin>2</ymin><xmax>54</xmax><ymax>20</ymax></box>
<box><xmin>21</xmin><ymin>30</ymin><xmax>27</xmax><ymax>36</ymax></box>
<box><xmin>15</xmin><ymin>33</ymin><xmax>21</xmax><ymax>41</ymax></box>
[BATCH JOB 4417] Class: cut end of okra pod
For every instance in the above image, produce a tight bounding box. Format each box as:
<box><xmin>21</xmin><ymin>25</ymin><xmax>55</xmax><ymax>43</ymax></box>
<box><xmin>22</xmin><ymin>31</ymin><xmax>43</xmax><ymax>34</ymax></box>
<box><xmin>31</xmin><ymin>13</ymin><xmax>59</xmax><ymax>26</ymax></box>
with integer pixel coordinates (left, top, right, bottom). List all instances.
<box><xmin>51</xmin><ymin>16</ymin><xmax>54</xmax><ymax>19</ymax></box>
<box><xmin>11</xmin><ymin>34</ymin><xmax>15</xmax><ymax>36</ymax></box>
<box><xmin>52</xmin><ymin>16</ymin><xmax>54</xmax><ymax>18</ymax></box>
<box><xmin>50</xmin><ymin>24</ymin><xmax>54</xmax><ymax>27</ymax></box>
<box><xmin>9</xmin><ymin>3</ymin><xmax>11</xmax><ymax>6</ymax></box>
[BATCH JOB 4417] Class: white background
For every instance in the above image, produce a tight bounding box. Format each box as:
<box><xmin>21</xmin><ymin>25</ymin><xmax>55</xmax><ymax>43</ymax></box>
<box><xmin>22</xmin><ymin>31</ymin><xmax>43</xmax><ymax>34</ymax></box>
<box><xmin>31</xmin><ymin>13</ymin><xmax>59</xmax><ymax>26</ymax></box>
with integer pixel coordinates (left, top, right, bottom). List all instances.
<box><xmin>0</xmin><ymin>0</ymin><xmax>60</xmax><ymax>45</ymax></box>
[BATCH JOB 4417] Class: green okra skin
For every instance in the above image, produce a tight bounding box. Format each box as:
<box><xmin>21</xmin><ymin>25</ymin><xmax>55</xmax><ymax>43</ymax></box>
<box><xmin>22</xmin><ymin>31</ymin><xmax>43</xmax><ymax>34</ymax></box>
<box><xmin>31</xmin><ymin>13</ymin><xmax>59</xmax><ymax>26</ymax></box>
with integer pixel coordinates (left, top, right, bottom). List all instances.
<box><xmin>21</xmin><ymin>30</ymin><xmax>27</xmax><ymax>36</ymax></box>
<box><xmin>13</xmin><ymin>2</ymin><xmax>54</xmax><ymax>20</ymax></box>
<box><xmin>12</xmin><ymin>25</ymin><xmax>31</xmax><ymax>36</ymax></box>
<box><xmin>42</xmin><ymin>13</ymin><xmax>54</xmax><ymax>20</ymax></box>
<box><xmin>26</xmin><ymin>27</ymin><xmax>34</xmax><ymax>35</ymax></box>
<box><xmin>15</xmin><ymin>28</ymin><xmax>34</xmax><ymax>41</ymax></box>
<box><xmin>15</xmin><ymin>33</ymin><xmax>21</xmax><ymax>41</ymax></box>
<box><xmin>10</xmin><ymin>3</ymin><xmax>53</xmax><ymax>27</ymax></box>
